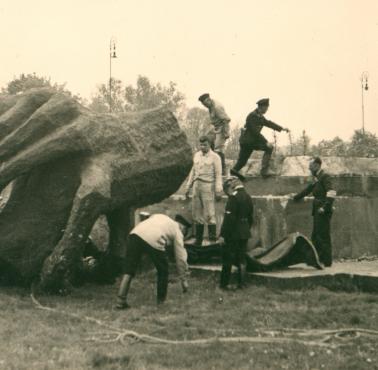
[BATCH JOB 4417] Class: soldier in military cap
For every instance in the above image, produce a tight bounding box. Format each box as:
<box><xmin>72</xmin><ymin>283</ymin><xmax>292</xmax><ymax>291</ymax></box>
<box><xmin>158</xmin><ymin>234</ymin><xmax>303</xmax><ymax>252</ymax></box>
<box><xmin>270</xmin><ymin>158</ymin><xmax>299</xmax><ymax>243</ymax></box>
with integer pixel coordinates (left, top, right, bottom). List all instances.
<box><xmin>231</xmin><ymin>98</ymin><xmax>289</xmax><ymax>179</ymax></box>
<box><xmin>292</xmin><ymin>157</ymin><xmax>336</xmax><ymax>267</ymax></box>
<box><xmin>198</xmin><ymin>93</ymin><xmax>231</xmax><ymax>175</ymax></box>
<box><xmin>219</xmin><ymin>176</ymin><xmax>254</xmax><ymax>289</ymax></box>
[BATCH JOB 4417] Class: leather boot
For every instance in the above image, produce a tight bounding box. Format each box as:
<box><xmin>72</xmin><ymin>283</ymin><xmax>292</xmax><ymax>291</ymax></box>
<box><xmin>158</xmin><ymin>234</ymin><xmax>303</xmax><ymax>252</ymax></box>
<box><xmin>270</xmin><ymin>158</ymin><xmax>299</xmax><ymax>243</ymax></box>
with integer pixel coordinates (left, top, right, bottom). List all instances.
<box><xmin>208</xmin><ymin>224</ymin><xmax>217</xmax><ymax>242</ymax></box>
<box><xmin>216</xmin><ymin>151</ymin><xmax>226</xmax><ymax>176</ymax></box>
<box><xmin>195</xmin><ymin>224</ymin><xmax>204</xmax><ymax>247</ymax></box>
<box><xmin>237</xmin><ymin>264</ymin><xmax>247</xmax><ymax>289</ymax></box>
<box><xmin>260</xmin><ymin>146</ymin><xmax>273</xmax><ymax>177</ymax></box>
<box><xmin>116</xmin><ymin>274</ymin><xmax>132</xmax><ymax>309</ymax></box>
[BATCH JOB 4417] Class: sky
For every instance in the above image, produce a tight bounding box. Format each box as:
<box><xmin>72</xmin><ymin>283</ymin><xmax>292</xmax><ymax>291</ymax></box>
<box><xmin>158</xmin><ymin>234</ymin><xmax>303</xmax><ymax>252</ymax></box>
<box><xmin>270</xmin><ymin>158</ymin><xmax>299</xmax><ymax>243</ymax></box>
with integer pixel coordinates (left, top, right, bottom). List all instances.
<box><xmin>0</xmin><ymin>0</ymin><xmax>377</xmax><ymax>145</ymax></box>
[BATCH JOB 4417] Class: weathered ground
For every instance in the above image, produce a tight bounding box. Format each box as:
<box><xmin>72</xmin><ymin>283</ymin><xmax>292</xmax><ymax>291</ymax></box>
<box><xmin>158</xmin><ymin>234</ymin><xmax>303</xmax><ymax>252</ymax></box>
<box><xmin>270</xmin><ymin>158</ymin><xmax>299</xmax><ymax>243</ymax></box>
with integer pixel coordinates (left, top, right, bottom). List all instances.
<box><xmin>1</xmin><ymin>271</ymin><xmax>377</xmax><ymax>370</ymax></box>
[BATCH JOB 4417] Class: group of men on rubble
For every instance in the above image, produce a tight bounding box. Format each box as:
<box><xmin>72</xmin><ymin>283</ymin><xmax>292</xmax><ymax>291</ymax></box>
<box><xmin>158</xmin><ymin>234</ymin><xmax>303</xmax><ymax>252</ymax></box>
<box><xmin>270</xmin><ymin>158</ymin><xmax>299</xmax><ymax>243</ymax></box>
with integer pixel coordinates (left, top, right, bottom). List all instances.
<box><xmin>116</xmin><ymin>93</ymin><xmax>336</xmax><ymax>309</ymax></box>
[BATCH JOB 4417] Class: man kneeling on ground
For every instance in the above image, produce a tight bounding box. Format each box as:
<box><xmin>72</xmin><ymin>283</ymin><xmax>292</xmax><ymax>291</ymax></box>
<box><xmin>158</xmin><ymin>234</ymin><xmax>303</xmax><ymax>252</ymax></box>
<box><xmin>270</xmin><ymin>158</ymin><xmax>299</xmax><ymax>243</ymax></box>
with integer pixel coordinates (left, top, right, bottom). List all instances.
<box><xmin>219</xmin><ymin>177</ymin><xmax>254</xmax><ymax>290</ymax></box>
<box><xmin>116</xmin><ymin>214</ymin><xmax>191</xmax><ymax>309</ymax></box>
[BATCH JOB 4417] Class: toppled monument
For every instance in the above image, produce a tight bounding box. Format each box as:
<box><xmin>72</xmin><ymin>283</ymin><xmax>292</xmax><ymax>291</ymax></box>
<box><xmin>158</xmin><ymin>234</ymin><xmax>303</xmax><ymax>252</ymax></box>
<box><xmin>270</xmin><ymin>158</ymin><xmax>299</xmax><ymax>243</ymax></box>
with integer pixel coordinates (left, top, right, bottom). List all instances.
<box><xmin>0</xmin><ymin>88</ymin><xmax>192</xmax><ymax>290</ymax></box>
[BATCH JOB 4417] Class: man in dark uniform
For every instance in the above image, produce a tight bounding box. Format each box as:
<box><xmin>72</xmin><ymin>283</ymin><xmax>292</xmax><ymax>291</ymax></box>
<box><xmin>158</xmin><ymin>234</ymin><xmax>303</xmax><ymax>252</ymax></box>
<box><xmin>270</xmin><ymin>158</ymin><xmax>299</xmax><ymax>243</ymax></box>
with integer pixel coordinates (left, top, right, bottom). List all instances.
<box><xmin>292</xmin><ymin>157</ymin><xmax>336</xmax><ymax>267</ymax></box>
<box><xmin>231</xmin><ymin>98</ymin><xmax>289</xmax><ymax>179</ymax></box>
<box><xmin>219</xmin><ymin>177</ymin><xmax>254</xmax><ymax>289</ymax></box>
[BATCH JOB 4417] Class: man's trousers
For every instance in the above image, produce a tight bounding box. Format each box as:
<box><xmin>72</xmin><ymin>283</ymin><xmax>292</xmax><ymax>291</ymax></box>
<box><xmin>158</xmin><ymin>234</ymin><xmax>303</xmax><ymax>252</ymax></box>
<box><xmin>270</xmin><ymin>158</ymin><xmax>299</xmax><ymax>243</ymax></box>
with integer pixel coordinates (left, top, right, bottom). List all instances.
<box><xmin>220</xmin><ymin>239</ymin><xmax>248</xmax><ymax>288</ymax></box>
<box><xmin>311</xmin><ymin>213</ymin><xmax>333</xmax><ymax>267</ymax></box>
<box><xmin>233</xmin><ymin>140</ymin><xmax>273</xmax><ymax>173</ymax></box>
<box><xmin>123</xmin><ymin>234</ymin><xmax>169</xmax><ymax>302</ymax></box>
<box><xmin>192</xmin><ymin>181</ymin><xmax>216</xmax><ymax>225</ymax></box>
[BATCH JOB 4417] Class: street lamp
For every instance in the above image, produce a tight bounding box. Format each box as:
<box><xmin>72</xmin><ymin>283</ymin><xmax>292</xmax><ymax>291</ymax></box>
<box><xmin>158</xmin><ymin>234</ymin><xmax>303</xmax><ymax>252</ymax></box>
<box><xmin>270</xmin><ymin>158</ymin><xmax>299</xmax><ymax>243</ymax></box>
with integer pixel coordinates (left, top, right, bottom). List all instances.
<box><xmin>360</xmin><ymin>71</ymin><xmax>369</xmax><ymax>134</ymax></box>
<box><xmin>109</xmin><ymin>38</ymin><xmax>117</xmax><ymax>112</ymax></box>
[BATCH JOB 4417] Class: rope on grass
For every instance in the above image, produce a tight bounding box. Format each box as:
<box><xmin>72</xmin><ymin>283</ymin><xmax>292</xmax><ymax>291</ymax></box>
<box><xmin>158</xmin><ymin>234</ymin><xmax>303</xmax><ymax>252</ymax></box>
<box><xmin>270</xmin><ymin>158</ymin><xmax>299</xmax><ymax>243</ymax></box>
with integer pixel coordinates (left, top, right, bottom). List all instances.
<box><xmin>30</xmin><ymin>292</ymin><xmax>378</xmax><ymax>348</ymax></box>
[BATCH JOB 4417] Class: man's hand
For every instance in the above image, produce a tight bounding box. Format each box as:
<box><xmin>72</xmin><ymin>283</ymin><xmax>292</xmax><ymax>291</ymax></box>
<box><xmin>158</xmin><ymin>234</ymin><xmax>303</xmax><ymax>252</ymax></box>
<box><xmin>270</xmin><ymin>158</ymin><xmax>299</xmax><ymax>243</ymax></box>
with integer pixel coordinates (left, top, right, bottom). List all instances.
<box><xmin>185</xmin><ymin>190</ymin><xmax>190</xmax><ymax>200</ymax></box>
<box><xmin>318</xmin><ymin>207</ymin><xmax>325</xmax><ymax>214</ymax></box>
<box><xmin>181</xmin><ymin>280</ymin><xmax>189</xmax><ymax>293</ymax></box>
<box><xmin>218</xmin><ymin>236</ymin><xmax>225</xmax><ymax>246</ymax></box>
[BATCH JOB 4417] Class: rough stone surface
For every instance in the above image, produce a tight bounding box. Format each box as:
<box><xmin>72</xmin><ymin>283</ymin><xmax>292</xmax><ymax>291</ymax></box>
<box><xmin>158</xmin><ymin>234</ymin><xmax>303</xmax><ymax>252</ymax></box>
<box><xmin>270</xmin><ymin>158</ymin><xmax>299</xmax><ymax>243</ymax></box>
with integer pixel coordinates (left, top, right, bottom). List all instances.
<box><xmin>0</xmin><ymin>88</ymin><xmax>192</xmax><ymax>288</ymax></box>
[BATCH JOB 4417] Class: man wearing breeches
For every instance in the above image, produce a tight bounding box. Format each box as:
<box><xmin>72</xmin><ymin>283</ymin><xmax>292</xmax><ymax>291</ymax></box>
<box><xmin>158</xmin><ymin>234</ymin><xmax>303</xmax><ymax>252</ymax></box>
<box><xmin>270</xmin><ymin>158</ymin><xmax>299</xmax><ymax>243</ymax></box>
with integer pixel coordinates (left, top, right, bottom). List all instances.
<box><xmin>220</xmin><ymin>177</ymin><xmax>254</xmax><ymax>289</ymax></box>
<box><xmin>185</xmin><ymin>135</ymin><xmax>223</xmax><ymax>246</ymax></box>
<box><xmin>231</xmin><ymin>98</ymin><xmax>289</xmax><ymax>179</ymax></box>
<box><xmin>198</xmin><ymin>93</ymin><xmax>231</xmax><ymax>175</ymax></box>
<box><xmin>293</xmin><ymin>157</ymin><xmax>336</xmax><ymax>267</ymax></box>
<box><xmin>116</xmin><ymin>214</ymin><xmax>191</xmax><ymax>309</ymax></box>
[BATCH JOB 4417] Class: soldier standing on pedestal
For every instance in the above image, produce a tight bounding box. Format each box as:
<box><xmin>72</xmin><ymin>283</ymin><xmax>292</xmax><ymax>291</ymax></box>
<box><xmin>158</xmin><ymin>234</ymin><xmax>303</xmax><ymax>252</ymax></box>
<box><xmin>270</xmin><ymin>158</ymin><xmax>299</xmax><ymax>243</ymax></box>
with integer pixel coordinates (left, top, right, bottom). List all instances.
<box><xmin>231</xmin><ymin>98</ymin><xmax>289</xmax><ymax>179</ymax></box>
<box><xmin>292</xmin><ymin>157</ymin><xmax>336</xmax><ymax>267</ymax></box>
<box><xmin>219</xmin><ymin>177</ymin><xmax>254</xmax><ymax>290</ymax></box>
<box><xmin>198</xmin><ymin>93</ymin><xmax>231</xmax><ymax>175</ymax></box>
<box><xmin>185</xmin><ymin>135</ymin><xmax>223</xmax><ymax>246</ymax></box>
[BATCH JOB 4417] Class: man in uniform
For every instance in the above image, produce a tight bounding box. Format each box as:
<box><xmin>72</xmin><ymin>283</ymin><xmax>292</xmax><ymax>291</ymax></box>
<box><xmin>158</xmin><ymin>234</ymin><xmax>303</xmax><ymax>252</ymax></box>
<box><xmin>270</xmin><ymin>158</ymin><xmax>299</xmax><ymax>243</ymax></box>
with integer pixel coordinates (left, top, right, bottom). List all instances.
<box><xmin>185</xmin><ymin>135</ymin><xmax>223</xmax><ymax>246</ymax></box>
<box><xmin>116</xmin><ymin>213</ymin><xmax>191</xmax><ymax>309</ymax></box>
<box><xmin>198</xmin><ymin>93</ymin><xmax>231</xmax><ymax>175</ymax></box>
<box><xmin>292</xmin><ymin>157</ymin><xmax>336</xmax><ymax>267</ymax></box>
<box><xmin>219</xmin><ymin>177</ymin><xmax>254</xmax><ymax>289</ymax></box>
<box><xmin>231</xmin><ymin>98</ymin><xmax>289</xmax><ymax>179</ymax></box>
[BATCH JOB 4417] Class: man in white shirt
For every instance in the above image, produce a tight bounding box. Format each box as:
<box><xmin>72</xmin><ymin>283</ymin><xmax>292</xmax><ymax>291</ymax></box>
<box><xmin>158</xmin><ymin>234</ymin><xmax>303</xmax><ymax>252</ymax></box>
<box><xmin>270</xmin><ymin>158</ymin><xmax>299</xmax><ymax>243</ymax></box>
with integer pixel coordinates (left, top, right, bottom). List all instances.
<box><xmin>185</xmin><ymin>135</ymin><xmax>223</xmax><ymax>246</ymax></box>
<box><xmin>116</xmin><ymin>213</ymin><xmax>191</xmax><ymax>309</ymax></box>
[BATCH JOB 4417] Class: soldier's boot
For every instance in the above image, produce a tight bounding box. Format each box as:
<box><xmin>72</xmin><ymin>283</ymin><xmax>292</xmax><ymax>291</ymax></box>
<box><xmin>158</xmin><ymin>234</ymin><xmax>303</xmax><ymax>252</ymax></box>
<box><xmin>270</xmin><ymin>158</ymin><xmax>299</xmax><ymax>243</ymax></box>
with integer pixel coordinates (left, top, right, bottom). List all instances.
<box><xmin>260</xmin><ymin>145</ymin><xmax>274</xmax><ymax>178</ymax></box>
<box><xmin>237</xmin><ymin>264</ymin><xmax>247</xmax><ymax>289</ymax></box>
<box><xmin>194</xmin><ymin>224</ymin><xmax>204</xmax><ymax>247</ymax></box>
<box><xmin>216</xmin><ymin>151</ymin><xmax>227</xmax><ymax>176</ymax></box>
<box><xmin>156</xmin><ymin>272</ymin><xmax>168</xmax><ymax>305</ymax></box>
<box><xmin>220</xmin><ymin>263</ymin><xmax>232</xmax><ymax>289</ymax></box>
<box><xmin>208</xmin><ymin>224</ymin><xmax>217</xmax><ymax>242</ymax></box>
<box><xmin>116</xmin><ymin>274</ymin><xmax>132</xmax><ymax>309</ymax></box>
<box><xmin>230</xmin><ymin>168</ymin><xmax>246</xmax><ymax>181</ymax></box>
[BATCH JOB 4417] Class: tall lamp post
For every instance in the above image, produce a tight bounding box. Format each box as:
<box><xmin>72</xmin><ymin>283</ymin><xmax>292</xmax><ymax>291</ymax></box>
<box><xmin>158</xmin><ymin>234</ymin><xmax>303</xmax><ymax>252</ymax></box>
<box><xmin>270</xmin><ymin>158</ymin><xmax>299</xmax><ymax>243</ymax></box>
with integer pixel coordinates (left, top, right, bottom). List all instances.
<box><xmin>360</xmin><ymin>71</ymin><xmax>369</xmax><ymax>134</ymax></box>
<box><xmin>109</xmin><ymin>38</ymin><xmax>117</xmax><ymax>112</ymax></box>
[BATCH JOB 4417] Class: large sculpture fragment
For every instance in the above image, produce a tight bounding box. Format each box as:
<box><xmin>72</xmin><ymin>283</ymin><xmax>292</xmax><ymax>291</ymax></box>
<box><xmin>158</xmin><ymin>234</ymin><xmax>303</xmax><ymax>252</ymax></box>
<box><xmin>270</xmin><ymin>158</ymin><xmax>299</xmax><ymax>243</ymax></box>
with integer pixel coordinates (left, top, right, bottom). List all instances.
<box><xmin>0</xmin><ymin>88</ymin><xmax>192</xmax><ymax>291</ymax></box>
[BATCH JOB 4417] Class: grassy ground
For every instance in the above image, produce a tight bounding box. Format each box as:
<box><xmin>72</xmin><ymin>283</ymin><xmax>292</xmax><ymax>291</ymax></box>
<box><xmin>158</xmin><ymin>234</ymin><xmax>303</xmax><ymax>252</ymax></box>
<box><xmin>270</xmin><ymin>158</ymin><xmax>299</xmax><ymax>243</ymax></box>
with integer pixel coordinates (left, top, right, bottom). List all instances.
<box><xmin>0</xmin><ymin>269</ymin><xmax>377</xmax><ymax>370</ymax></box>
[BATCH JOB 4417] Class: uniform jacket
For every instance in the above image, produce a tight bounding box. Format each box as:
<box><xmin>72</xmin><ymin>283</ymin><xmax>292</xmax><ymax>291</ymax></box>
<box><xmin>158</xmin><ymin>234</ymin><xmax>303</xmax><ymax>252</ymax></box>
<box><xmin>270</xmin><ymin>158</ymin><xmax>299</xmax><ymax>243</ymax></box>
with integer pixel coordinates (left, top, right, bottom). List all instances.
<box><xmin>240</xmin><ymin>109</ymin><xmax>283</xmax><ymax>145</ymax></box>
<box><xmin>293</xmin><ymin>170</ymin><xmax>336</xmax><ymax>215</ymax></box>
<box><xmin>220</xmin><ymin>187</ymin><xmax>254</xmax><ymax>240</ymax></box>
<box><xmin>208</xmin><ymin>100</ymin><xmax>231</xmax><ymax>136</ymax></box>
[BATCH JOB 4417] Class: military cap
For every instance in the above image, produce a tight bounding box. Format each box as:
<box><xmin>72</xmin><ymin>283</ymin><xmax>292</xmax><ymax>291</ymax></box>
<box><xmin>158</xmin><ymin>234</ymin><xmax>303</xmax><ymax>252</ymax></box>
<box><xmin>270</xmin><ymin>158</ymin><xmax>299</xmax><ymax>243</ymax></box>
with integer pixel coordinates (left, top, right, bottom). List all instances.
<box><xmin>257</xmin><ymin>98</ymin><xmax>270</xmax><ymax>106</ymax></box>
<box><xmin>198</xmin><ymin>93</ymin><xmax>210</xmax><ymax>102</ymax></box>
<box><xmin>223</xmin><ymin>176</ymin><xmax>238</xmax><ymax>192</ymax></box>
<box><xmin>175</xmin><ymin>214</ymin><xmax>192</xmax><ymax>228</ymax></box>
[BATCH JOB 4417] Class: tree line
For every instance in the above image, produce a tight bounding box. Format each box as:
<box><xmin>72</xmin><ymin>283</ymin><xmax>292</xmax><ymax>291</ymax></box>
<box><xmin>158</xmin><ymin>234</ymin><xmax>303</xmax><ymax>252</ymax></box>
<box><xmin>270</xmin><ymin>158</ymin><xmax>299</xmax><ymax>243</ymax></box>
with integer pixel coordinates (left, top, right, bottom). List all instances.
<box><xmin>2</xmin><ymin>73</ymin><xmax>377</xmax><ymax>158</ymax></box>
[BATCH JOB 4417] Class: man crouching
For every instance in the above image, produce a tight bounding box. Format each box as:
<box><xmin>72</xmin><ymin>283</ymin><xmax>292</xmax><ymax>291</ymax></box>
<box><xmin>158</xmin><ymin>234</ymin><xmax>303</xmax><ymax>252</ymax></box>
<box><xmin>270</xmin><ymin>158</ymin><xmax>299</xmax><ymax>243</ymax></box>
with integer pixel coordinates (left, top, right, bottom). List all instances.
<box><xmin>116</xmin><ymin>214</ymin><xmax>191</xmax><ymax>309</ymax></box>
<box><xmin>219</xmin><ymin>177</ymin><xmax>254</xmax><ymax>290</ymax></box>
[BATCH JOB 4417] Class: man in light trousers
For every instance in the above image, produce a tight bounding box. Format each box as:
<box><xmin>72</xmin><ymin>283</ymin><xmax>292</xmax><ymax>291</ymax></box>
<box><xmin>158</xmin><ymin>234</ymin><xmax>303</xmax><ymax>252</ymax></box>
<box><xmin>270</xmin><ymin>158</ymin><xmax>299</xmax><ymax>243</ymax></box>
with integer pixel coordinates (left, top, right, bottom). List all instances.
<box><xmin>185</xmin><ymin>135</ymin><xmax>223</xmax><ymax>246</ymax></box>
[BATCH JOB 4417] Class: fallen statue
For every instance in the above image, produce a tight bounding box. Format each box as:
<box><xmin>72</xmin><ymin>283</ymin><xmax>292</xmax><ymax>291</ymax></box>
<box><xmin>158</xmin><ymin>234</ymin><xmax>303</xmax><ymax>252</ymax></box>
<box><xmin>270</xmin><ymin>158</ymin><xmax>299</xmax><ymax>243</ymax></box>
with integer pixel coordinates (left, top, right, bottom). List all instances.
<box><xmin>0</xmin><ymin>88</ymin><xmax>192</xmax><ymax>291</ymax></box>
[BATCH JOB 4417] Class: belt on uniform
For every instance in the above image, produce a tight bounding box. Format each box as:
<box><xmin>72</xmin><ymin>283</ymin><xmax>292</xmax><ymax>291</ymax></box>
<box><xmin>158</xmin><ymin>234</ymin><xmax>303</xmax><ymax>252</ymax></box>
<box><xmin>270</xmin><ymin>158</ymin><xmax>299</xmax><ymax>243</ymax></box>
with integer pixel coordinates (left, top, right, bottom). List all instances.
<box><xmin>194</xmin><ymin>178</ymin><xmax>213</xmax><ymax>183</ymax></box>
